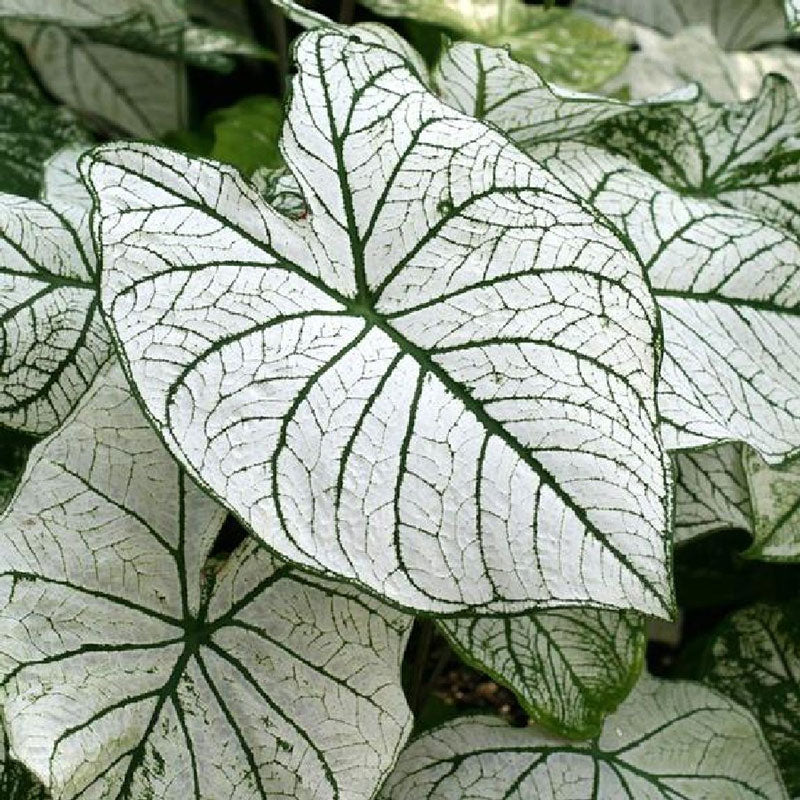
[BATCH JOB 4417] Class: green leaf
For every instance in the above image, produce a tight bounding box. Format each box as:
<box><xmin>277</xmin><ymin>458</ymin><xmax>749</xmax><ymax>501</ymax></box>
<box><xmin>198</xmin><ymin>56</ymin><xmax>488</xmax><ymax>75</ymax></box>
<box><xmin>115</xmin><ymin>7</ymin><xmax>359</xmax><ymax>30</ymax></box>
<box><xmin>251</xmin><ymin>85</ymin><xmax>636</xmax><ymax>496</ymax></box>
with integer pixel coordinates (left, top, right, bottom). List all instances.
<box><xmin>700</xmin><ymin>602</ymin><xmax>800</xmax><ymax>795</ymax></box>
<box><xmin>437</xmin><ymin>608</ymin><xmax>645</xmax><ymax>738</ymax></box>
<box><xmin>361</xmin><ymin>0</ymin><xmax>627</xmax><ymax>89</ymax></box>
<box><xmin>0</xmin><ymin>725</ymin><xmax>48</xmax><ymax>800</ymax></box>
<box><xmin>436</xmin><ymin>42</ymin><xmax>800</xmax><ymax>462</ymax></box>
<box><xmin>0</xmin><ymin>33</ymin><xmax>87</xmax><ymax>197</ymax></box>
<box><xmin>0</xmin><ymin>363</ymin><xmax>413</xmax><ymax>799</ymax></box>
<box><xmin>86</xmin><ymin>29</ymin><xmax>672</xmax><ymax>616</ymax></box>
<box><xmin>605</xmin><ymin>25</ymin><xmax>800</xmax><ymax>102</ymax></box>
<box><xmin>0</xmin><ymin>147</ymin><xmax>112</xmax><ymax>434</ymax></box>
<box><xmin>379</xmin><ymin>674</ymin><xmax>788</xmax><ymax>799</ymax></box>
<box><xmin>574</xmin><ymin>0</ymin><xmax>787</xmax><ymax>50</ymax></box>
<box><xmin>209</xmin><ymin>96</ymin><xmax>283</xmax><ymax>176</ymax></box>
<box><xmin>742</xmin><ymin>448</ymin><xmax>800</xmax><ymax>561</ymax></box>
<box><xmin>673</xmin><ymin>444</ymin><xmax>751</xmax><ymax>544</ymax></box>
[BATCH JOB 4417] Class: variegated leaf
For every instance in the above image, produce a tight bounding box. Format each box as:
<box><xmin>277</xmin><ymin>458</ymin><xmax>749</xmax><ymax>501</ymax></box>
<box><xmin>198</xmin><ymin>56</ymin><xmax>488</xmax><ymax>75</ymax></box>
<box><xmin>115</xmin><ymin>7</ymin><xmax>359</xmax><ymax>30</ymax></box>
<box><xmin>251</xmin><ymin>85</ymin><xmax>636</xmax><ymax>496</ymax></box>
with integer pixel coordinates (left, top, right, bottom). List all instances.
<box><xmin>87</xmin><ymin>29</ymin><xmax>672</xmax><ymax>615</ymax></box>
<box><xmin>380</xmin><ymin>675</ymin><xmax>787</xmax><ymax>799</ymax></box>
<box><xmin>437</xmin><ymin>608</ymin><xmax>644</xmax><ymax>738</ymax></box>
<box><xmin>0</xmin><ymin>363</ymin><xmax>413</xmax><ymax>800</ymax></box>
<box><xmin>700</xmin><ymin>602</ymin><xmax>800</xmax><ymax>795</ymax></box>
<box><xmin>0</xmin><ymin>148</ymin><xmax>112</xmax><ymax>434</ymax></box>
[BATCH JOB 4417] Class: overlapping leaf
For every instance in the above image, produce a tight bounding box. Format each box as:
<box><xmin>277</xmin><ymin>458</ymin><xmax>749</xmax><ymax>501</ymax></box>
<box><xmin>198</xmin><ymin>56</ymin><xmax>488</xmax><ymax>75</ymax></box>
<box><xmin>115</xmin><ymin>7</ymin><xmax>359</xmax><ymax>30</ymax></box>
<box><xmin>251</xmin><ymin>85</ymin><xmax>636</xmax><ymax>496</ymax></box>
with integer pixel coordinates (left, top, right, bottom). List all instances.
<box><xmin>673</xmin><ymin>444</ymin><xmax>751</xmax><ymax>543</ymax></box>
<box><xmin>379</xmin><ymin>675</ymin><xmax>787</xmax><ymax>799</ymax></box>
<box><xmin>437</xmin><ymin>608</ymin><xmax>644</xmax><ymax>738</ymax></box>
<box><xmin>359</xmin><ymin>0</ymin><xmax>627</xmax><ymax>90</ymax></box>
<box><xmin>87</xmin><ymin>29</ymin><xmax>672</xmax><ymax>615</ymax></box>
<box><xmin>0</xmin><ymin>363</ymin><xmax>413</xmax><ymax>799</ymax></box>
<box><xmin>700</xmin><ymin>603</ymin><xmax>800</xmax><ymax>795</ymax></box>
<box><xmin>742</xmin><ymin>448</ymin><xmax>800</xmax><ymax>560</ymax></box>
<box><xmin>605</xmin><ymin>25</ymin><xmax>800</xmax><ymax>102</ymax></box>
<box><xmin>0</xmin><ymin>0</ymin><xmax>182</xmax><ymax>27</ymax></box>
<box><xmin>437</xmin><ymin>43</ymin><xmax>800</xmax><ymax>462</ymax></box>
<box><xmin>575</xmin><ymin>0</ymin><xmax>787</xmax><ymax>50</ymax></box>
<box><xmin>789</xmin><ymin>0</ymin><xmax>800</xmax><ymax>31</ymax></box>
<box><xmin>0</xmin><ymin>148</ymin><xmax>112</xmax><ymax>433</ymax></box>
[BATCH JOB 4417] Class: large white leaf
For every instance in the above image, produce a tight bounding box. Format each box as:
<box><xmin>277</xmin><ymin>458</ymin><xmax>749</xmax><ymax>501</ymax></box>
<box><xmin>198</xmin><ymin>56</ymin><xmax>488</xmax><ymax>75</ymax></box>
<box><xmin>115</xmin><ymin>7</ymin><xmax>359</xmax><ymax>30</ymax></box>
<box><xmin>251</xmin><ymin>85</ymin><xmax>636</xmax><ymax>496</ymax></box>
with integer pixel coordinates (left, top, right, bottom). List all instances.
<box><xmin>605</xmin><ymin>25</ymin><xmax>800</xmax><ymax>102</ymax></box>
<box><xmin>0</xmin><ymin>150</ymin><xmax>111</xmax><ymax>434</ymax></box>
<box><xmin>575</xmin><ymin>0</ymin><xmax>787</xmax><ymax>50</ymax></box>
<box><xmin>436</xmin><ymin>43</ymin><xmax>800</xmax><ymax>462</ymax></box>
<box><xmin>437</xmin><ymin>608</ymin><xmax>644</xmax><ymax>738</ymax></box>
<box><xmin>700</xmin><ymin>602</ymin><xmax>800</xmax><ymax>795</ymax></box>
<box><xmin>0</xmin><ymin>363</ymin><xmax>413</xmax><ymax>800</ymax></box>
<box><xmin>379</xmin><ymin>675</ymin><xmax>788</xmax><ymax>799</ymax></box>
<box><xmin>87</xmin><ymin>29</ymin><xmax>672</xmax><ymax>616</ymax></box>
<box><xmin>673</xmin><ymin>444</ymin><xmax>751</xmax><ymax>544</ymax></box>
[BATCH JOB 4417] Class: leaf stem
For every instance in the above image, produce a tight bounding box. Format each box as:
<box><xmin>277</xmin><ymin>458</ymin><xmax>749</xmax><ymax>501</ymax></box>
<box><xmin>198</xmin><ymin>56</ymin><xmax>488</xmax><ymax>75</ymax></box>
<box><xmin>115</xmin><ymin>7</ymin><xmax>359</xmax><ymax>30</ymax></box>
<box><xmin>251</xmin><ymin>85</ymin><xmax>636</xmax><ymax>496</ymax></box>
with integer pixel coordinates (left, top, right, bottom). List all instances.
<box><xmin>339</xmin><ymin>0</ymin><xmax>357</xmax><ymax>24</ymax></box>
<box><xmin>266</xmin><ymin>0</ymin><xmax>289</xmax><ymax>92</ymax></box>
<box><xmin>408</xmin><ymin>619</ymin><xmax>436</xmax><ymax>716</ymax></box>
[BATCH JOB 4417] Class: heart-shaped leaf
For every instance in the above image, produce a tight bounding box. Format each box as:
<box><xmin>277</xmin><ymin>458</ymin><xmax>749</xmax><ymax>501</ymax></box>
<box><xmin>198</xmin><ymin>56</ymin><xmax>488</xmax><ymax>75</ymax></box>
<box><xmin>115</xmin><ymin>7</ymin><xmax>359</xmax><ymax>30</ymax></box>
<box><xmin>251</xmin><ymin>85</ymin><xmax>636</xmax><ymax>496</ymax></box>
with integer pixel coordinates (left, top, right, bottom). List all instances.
<box><xmin>437</xmin><ymin>608</ymin><xmax>644</xmax><ymax>738</ymax></box>
<box><xmin>87</xmin><ymin>29</ymin><xmax>672</xmax><ymax>616</ymax></box>
<box><xmin>0</xmin><ymin>363</ymin><xmax>413</xmax><ymax>800</ymax></box>
<box><xmin>700</xmin><ymin>602</ymin><xmax>800</xmax><ymax>795</ymax></box>
<box><xmin>437</xmin><ymin>43</ymin><xmax>800</xmax><ymax>462</ymax></box>
<box><xmin>575</xmin><ymin>0</ymin><xmax>787</xmax><ymax>50</ymax></box>
<box><xmin>379</xmin><ymin>675</ymin><xmax>788</xmax><ymax>799</ymax></box>
<box><xmin>0</xmin><ymin>148</ymin><xmax>111</xmax><ymax>434</ymax></box>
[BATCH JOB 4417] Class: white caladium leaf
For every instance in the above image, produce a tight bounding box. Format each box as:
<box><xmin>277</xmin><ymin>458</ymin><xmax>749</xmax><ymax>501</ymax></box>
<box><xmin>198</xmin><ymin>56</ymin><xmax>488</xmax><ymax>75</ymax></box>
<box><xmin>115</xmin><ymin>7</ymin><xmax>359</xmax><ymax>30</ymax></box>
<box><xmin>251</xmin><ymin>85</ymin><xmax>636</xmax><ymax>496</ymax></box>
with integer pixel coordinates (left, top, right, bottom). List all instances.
<box><xmin>575</xmin><ymin>0</ymin><xmax>787</xmax><ymax>50</ymax></box>
<box><xmin>88</xmin><ymin>29</ymin><xmax>672</xmax><ymax>616</ymax></box>
<box><xmin>673</xmin><ymin>444</ymin><xmax>751</xmax><ymax>544</ymax></box>
<box><xmin>606</xmin><ymin>25</ymin><xmax>800</xmax><ymax>102</ymax></box>
<box><xmin>0</xmin><ymin>149</ymin><xmax>112</xmax><ymax>434</ymax></box>
<box><xmin>0</xmin><ymin>363</ymin><xmax>413</xmax><ymax>800</ymax></box>
<box><xmin>434</xmin><ymin>40</ymin><xmax>696</xmax><ymax>147</ymax></box>
<box><xmin>380</xmin><ymin>675</ymin><xmax>788</xmax><ymax>799</ymax></box>
<box><xmin>437</xmin><ymin>608</ymin><xmax>644</xmax><ymax>738</ymax></box>
<box><xmin>742</xmin><ymin>448</ymin><xmax>800</xmax><ymax>560</ymax></box>
<box><xmin>437</xmin><ymin>43</ymin><xmax>800</xmax><ymax>460</ymax></box>
<box><xmin>0</xmin><ymin>0</ymin><xmax>183</xmax><ymax>27</ymax></box>
<box><xmin>5</xmin><ymin>21</ymin><xmax>186</xmax><ymax>138</ymax></box>
<box><xmin>700</xmin><ymin>603</ymin><xmax>800</xmax><ymax>795</ymax></box>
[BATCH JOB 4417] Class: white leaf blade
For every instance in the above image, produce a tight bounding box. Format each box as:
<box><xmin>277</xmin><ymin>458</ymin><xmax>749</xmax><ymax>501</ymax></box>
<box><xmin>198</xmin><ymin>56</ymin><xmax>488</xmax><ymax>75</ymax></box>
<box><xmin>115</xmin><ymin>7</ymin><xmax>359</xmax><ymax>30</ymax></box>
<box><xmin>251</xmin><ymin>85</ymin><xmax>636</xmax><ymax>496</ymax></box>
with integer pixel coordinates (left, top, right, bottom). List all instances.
<box><xmin>379</xmin><ymin>675</ymin><xmax>788</xmax><ymax>799</ymax></box>
<box><xmin>88</xmin><ymin>29</ymin><xmax>672</xmax><ymax>615</ymax></box>
<box><xmin>0</xmin><ymin>178</ymin><xmax>111</xmax><ymax>433</ymax></box>
<box><xmin>444</xmin><ymin>47</ymin><xmax>800</xmax><ymax>462</ymax></box>
<box><xmin>438</xmin><ymin>608</ymin><xmax>645</xmax><ymax>737</ymax></box>
<box><xmin>0</xmin><ymin>363</ymin><xmax>413</xmax><ymax>800</ymax></box>
<box><xmin>575</xmin><ymin>0</ymin><xmax>787</xmax><ymax>50</ymax></box>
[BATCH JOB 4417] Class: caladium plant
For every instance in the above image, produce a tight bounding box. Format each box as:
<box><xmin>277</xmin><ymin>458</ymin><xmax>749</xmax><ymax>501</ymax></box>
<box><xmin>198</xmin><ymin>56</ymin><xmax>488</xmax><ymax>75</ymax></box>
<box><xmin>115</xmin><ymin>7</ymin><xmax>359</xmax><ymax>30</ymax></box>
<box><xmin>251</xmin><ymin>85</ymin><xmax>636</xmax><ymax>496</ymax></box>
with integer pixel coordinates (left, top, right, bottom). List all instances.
<box><xmin>0</xmin><ymin>1</ymin><xmax>798</xmax><ymax>798</ymax></box>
